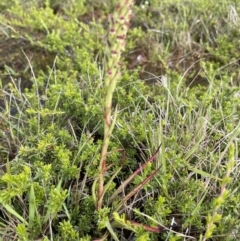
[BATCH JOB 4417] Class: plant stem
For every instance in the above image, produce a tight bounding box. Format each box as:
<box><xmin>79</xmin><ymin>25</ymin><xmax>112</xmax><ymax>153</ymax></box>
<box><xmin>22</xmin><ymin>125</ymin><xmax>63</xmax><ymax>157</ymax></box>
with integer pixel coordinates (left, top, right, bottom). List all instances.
<box><xmin>97</xmin><ymin>0</ymin><xmax>134</xmax><ymax>209</ymax></box>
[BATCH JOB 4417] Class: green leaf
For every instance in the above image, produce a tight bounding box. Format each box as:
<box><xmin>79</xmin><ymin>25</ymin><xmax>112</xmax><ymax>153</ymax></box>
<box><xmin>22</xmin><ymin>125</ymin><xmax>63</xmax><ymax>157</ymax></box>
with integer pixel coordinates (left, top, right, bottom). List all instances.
<box><xmin>28</xmin><ymin>184</ymin><xmax>35</xmax><ymax>229</ymax></box>
<box><xmin>105</xmin><ymin>220</ymin><xmax>120</xmax><ymax>241</ymax></box>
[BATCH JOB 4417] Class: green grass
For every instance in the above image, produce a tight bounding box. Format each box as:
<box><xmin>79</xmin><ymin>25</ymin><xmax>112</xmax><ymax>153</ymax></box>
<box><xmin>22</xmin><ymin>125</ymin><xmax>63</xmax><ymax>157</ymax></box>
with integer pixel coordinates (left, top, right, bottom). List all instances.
<box><xmin>0</xmin><ymin>0</ymin><xmax>240</xmax><ymax>240</ymax></box>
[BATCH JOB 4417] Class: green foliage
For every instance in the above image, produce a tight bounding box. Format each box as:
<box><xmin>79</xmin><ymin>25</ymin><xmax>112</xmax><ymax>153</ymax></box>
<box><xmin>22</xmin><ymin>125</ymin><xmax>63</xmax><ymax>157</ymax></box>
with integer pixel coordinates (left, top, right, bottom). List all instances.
<box><xmin>0</xmin><ymin>166</ymin><xmax>31</xmax><ymax>203</ymax></box>
<box><xmin>17</xmin><ymin>224</ymin><xmax>29</xmax><ymax>241</ymax></box>
<box><xmin>59</xmin><ymin>220</ymin><xmax>79</xmax><ymax>241</ymax></box>
<box><xmin>0</xmin><ymin>0</ymin><xmax>240</xmax><ymax>240</ymax></box>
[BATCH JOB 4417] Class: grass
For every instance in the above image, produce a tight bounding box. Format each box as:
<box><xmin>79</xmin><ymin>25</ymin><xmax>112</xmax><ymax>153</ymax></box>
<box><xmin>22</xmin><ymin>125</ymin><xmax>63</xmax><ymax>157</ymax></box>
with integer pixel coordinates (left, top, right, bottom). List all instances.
<box><xmin>0</xmin><ymin>0</ymin><xmax>240</xmax><ymax>240</ymax></box>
